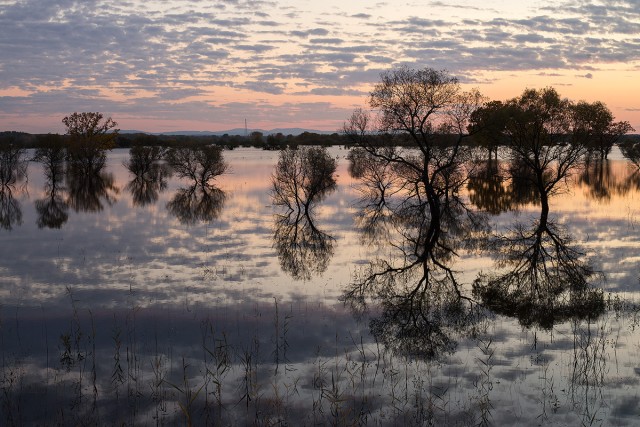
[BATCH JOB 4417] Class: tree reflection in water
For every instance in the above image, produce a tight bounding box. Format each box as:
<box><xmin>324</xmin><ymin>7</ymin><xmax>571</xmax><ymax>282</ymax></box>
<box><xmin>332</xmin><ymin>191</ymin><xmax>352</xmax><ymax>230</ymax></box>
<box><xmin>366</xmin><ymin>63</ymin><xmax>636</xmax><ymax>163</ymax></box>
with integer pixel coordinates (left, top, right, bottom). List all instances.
<box><xmin>467</xmin><ymin>158</ymin><xmax>510</xmax><ymax>215</ymax></box>
<box><xmin>165</xmin><ymin>145</ymin><xmax>227</xmax><ymax>224</ymax></box>
<box><xmin>273</xmin><ymin>209</ymin><xmax>334</xmax><ymax>281</ymax></box>
<box><xmin>0</xmin><ymin>142</ymin><xmax>28</xmax><ymax>230</ymax></box>
<box><xmin>166</xmin><ymin>184</ymin><xmax>226</xmax><ymax>225</ymax></box>
<box><xmin>348</xmin><ymin>147</ymin><xmax>400</xmax><ymax>244</ymax></box>
<box><xmin>343</xmin><ymin>148</ymin><xmax>488</xmax><ymax>360</ymax></box>
<box><xmin>578</xmin><ymin>159</ymin><xmax>620</xmax><ymax>202</ymax></box>
<box><xmin>35</xmin><ymin>170</ymin><xmax>68</xmax><ymax>229</ymax></box>
<box><xmin>33</xmin><ymin>134</ymin><xmax>69</xmax><ymax>228</ymax></box>
<box><xmin>473</xmin><ymin>213</ymin><xmax>604</xmax><ymax>329</ymax></box>
<box><xmin>271</xmin><ymin>147</ymin><xmax>336</xmax><ymax>280</ymax></box>
<box><xmin>125</xmin><ymin>145</ymin><xmax>172</xmax><ymax>206</ymax></box>
<box><xmin>66</xmin><ymin>164</ymin><xmax>119</xmax><ymax>213</ymax></box>
<box><xmin>0</xmin><ymin>188</ymin><xmax>22</xmax><ymax>230</ymax></box>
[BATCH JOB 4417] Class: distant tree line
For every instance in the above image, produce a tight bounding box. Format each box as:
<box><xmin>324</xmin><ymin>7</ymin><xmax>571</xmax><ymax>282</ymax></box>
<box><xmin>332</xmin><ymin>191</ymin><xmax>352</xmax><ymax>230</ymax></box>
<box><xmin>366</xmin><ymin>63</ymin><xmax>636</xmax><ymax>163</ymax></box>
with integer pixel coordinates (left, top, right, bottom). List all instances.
<box><xmin>0</xmin><ymin>128</ymin><xmax>356</xmax><ymax>150</ymax></box>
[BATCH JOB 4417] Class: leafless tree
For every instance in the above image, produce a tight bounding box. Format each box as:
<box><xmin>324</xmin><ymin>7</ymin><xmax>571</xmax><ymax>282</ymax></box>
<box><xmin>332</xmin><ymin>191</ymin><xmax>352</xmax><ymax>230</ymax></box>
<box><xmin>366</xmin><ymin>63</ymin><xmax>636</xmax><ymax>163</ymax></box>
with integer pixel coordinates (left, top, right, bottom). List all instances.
<box><xmin>165</xmin><ymin>145</ymin><xmax>227</xmax><ymax>187</ymax></box>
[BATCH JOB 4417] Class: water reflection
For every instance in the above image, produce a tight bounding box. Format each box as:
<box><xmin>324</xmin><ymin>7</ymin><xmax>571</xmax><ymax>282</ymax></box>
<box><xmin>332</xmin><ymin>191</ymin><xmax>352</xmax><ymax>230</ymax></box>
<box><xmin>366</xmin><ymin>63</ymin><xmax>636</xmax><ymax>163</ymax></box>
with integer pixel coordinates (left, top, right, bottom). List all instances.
<box><xmin>473</xmin><ymin>140</ymin><xmax>604</xmax><ymax>329</ymax></box>
<box><xmin>473</xmin><ymin>216</ymin><xmax>604</xmax><ymax>329</ymax></box>
<box><xmin>343</xmin><ymin>148</ymin><xmax>487</xmax><ymax>360</ymax></box>
<box><xmin>35</xmin><ymin>176</ymin><xmax>68</xmax><ymax>229</ymax></box>
<box><xmin>0</xmin><ymin>187</ymin><xmax>22</xmax><ymax>230</ymax></box>
<box><xmin>271</xmin><ymin>147</ymin><xmax>336</xmax><ymax>280</ymax></box>
<box><xmin>33</xmin><ymin>134</ymin><xmax>69</xmax><ymax>228</ymax></box>
<box><xmin>620</xmin><ymin>138</ymin><xmax>640</xmax><ymax>169</ymax></box>
<box><xmin>66</xmin><ymin>164</ymin><xmax>119</xmax><ymax>213</ymax></box>
<box><xmin>0</xmin><ymin>143</ymin><xmax>28</xmax><ymax>230</ymax></box>
<box><xmin>125</xmin><ymin>145</ymin><xmax>172</xmax><ymax>206</ymax></box>
<box><xmin>348</xmin><ymin>147</ymin><xmax>399</xmax><ymax>243</ymax></box>
<box><xmin>578</xmin><ymin>159</ymin><xmax>619</xmax><ymax>202</ymax></box>
<box><xmin>166</xmin><ymin>184</ymin><xmax>226</xmax><ymax>225</ymax></box>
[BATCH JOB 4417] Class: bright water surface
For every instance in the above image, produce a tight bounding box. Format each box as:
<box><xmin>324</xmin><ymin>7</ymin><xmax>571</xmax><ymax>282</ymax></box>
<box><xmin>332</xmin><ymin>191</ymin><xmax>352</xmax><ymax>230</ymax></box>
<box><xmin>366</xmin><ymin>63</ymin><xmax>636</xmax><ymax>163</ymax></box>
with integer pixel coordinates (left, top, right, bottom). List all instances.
<box><xmin>1</xmin><ymin>147</ymin><xmax>640</xmax><ymax>426</ymax></box>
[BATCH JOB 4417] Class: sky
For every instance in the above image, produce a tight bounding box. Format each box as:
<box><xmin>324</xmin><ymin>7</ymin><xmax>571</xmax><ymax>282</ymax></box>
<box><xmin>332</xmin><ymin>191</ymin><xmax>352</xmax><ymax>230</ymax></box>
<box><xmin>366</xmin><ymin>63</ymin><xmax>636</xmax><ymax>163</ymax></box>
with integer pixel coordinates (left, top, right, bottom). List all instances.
<box><xmin>0</xmin><ymin>0</ymin><xmax>638</xmax><ymax>134</ymax></box>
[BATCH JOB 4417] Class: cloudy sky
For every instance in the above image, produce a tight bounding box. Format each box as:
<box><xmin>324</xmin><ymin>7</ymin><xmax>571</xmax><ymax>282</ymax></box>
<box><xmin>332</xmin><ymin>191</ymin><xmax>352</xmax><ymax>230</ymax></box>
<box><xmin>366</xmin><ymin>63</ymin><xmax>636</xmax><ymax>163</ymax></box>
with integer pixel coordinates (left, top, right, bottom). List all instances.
<box><xmin>0</xmin><ymin>0</ymin><xmax>638</xmax><ymax>133</ymax></box>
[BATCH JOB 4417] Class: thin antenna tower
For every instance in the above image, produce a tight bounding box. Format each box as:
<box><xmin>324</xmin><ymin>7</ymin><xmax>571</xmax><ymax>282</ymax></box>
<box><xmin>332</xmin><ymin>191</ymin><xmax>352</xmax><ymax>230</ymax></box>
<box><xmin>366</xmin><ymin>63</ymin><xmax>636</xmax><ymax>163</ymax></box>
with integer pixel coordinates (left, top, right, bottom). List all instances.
<box><xmin>245</xmin><ymin>119</ymin><xmax>248</xmax><ymax>137</ymax></box>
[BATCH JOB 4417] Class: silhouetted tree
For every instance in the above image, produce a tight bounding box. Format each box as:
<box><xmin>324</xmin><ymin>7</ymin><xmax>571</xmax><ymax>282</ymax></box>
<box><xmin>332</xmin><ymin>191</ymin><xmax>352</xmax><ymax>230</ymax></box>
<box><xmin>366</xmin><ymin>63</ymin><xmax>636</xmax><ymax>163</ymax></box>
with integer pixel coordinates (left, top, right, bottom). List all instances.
<box><xmin>499</xmin><ymin>88</ymin><xmax>593</xmax><ymax>218</ymax></box>
<box><xmin>33</xmin><ymin>133</ymin><xmax>66</xmax><ymax>172</ymax></box>
<box><xmin>342</xmin><ymin>68</ymin><xmax>489</xmax><ymax>359</ymax></box>
<box><xmin>572</xmin><ymin>101</ymin><xmax>634</xmax><ymax>159</ymax></box>
<box><xmin>468</xmin><ymin>100</ymin><xmax>509</xmax><ymax>160</ymax></box>
<box><xmin>165</xmin><ymin>145</ymin><xmax>227</xmax><ymax>187</ymax></box>
<box><xmin>265</xmin><ymin>132</ymin><xmax>286</xmax><ymax>150</ymax></box>
<box><xmin>344</xmin><ymin>67</ymin><xmax>484</xmax><ymax>258</ymax></box>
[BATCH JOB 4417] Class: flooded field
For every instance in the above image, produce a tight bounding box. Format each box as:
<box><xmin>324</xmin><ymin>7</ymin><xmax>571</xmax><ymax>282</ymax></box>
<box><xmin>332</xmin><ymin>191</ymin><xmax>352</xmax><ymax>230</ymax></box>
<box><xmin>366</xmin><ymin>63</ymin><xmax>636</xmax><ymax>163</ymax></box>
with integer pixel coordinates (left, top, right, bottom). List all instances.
<box><xmin>1</xmin><ymin>147</ymin><xmax>640</xmax><ymax>426</ymax></box>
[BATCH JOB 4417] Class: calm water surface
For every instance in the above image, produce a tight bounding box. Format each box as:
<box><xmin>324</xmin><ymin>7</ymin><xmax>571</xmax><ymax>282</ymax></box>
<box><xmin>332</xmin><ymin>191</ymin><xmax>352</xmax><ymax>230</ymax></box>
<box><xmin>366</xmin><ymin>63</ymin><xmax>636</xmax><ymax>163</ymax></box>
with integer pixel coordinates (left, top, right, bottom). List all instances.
<box><xmin>1</xmin><ymin>147</ymin><xmax>639</xmax><ymax>426</ymax></box>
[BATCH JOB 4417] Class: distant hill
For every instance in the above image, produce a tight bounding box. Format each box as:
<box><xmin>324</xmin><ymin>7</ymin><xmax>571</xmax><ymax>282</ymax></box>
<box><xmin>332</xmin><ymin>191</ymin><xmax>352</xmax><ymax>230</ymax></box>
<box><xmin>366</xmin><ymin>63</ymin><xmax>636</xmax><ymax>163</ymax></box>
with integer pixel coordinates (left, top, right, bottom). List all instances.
<box><xmin>119</xmin><ymin>128</ymin><xmax>337</xmax><ymax>136</ymax></box>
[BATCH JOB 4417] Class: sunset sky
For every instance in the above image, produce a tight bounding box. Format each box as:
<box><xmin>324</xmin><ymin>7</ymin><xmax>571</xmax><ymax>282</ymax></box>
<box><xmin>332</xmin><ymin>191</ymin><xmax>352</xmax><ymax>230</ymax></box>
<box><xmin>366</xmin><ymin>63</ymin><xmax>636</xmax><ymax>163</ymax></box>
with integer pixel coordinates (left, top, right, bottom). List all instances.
<box><xmin>0</xmin><ymin>0</ymin><xmax>638</xmax><ymax>134</ymax></box>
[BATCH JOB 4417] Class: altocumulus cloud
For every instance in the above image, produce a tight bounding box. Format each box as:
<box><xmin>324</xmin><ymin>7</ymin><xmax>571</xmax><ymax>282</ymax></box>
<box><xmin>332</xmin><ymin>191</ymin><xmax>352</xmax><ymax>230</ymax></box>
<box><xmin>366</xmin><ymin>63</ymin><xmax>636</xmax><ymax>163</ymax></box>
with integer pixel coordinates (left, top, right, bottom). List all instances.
<box><xmin>0</xmin><ymin>0</ymin><xmax>639</xmax><ymax>132</ymax></box>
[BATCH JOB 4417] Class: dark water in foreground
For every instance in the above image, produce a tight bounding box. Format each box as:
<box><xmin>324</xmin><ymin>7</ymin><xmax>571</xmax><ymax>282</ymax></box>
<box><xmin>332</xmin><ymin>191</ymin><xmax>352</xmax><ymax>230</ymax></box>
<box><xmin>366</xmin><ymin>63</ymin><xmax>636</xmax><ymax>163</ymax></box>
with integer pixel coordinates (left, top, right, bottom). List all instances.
<box><xmin>1</xmin><ymin>147</ymin><xmax>640</xmax><ymax>426</ymax></box>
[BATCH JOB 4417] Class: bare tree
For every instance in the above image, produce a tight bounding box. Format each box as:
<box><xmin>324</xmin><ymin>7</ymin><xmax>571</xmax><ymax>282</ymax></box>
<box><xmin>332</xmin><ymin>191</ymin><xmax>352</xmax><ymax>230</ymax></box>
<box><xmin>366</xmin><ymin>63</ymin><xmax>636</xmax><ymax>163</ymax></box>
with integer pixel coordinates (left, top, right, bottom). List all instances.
<box><xmin>165</xmin><ymin>145</ymin><xmax>227</xmax><ymax>187</ymax></box>
<box><xmin>343</xmin><ymin>67</ymin><xmax>486</xmax><ymax>298</ymax></box>
<box><xmin>344</xmin><ymin>67</ymin><xmax>484</xmax><ymax>261</ymax></box>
